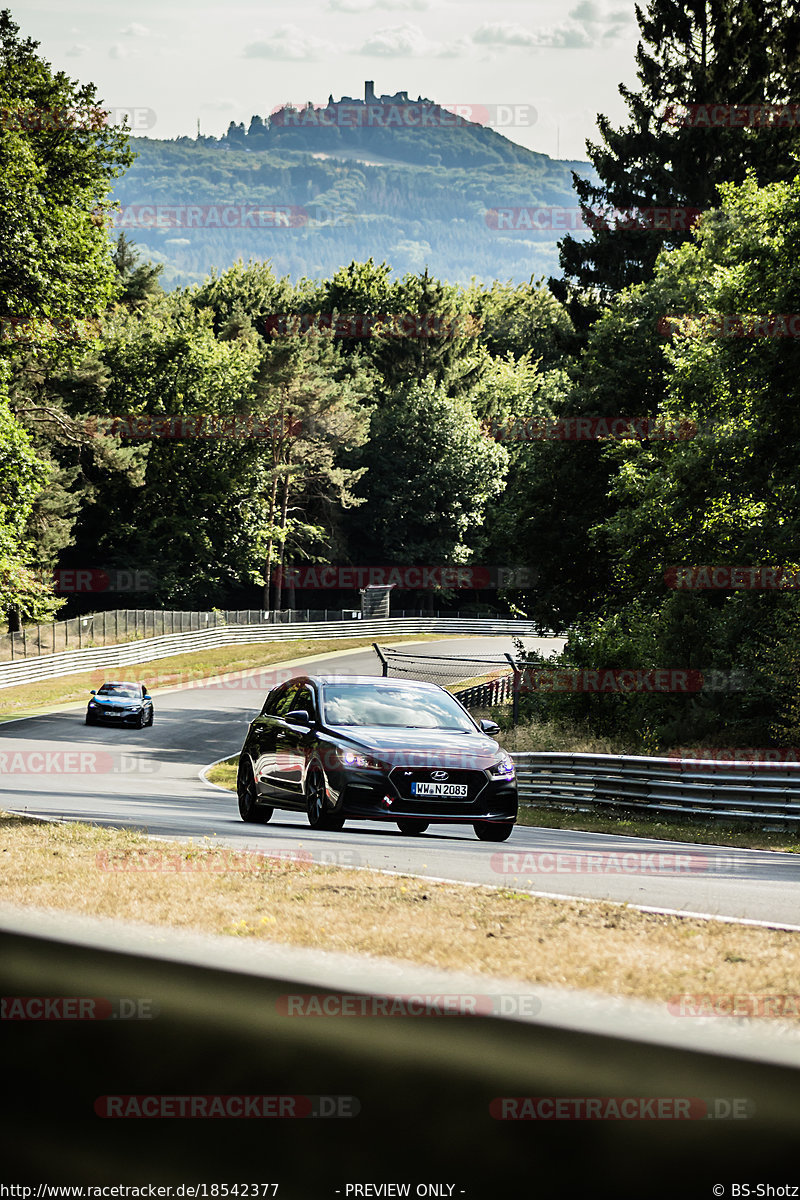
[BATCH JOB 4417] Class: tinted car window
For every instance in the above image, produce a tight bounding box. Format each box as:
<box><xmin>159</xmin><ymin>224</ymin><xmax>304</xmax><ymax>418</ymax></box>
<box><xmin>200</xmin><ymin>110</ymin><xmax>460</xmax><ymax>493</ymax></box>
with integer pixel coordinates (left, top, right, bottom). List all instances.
<box><xmin>292</xmin><ymin>685</ymin><xmax>316</xmax><ymax>719</ymax></box>
<box><xmin>97</xmin><ymin>683</ymin><xmax>140</xmax><ymax>699</ymax></box>
<box><xmin>321</xmin><ymin>685</ymin><xmax>475</xmax><ymax>731</ymax></box>
<box><xmin>263</xmin><ymin>682</ymin><xmax>302</xmax><ymax>717</ymax></box>
<box><xmin>261</xmin><ymin>683</ymin><xmax>291</xmax><ymax>716</ymax></box>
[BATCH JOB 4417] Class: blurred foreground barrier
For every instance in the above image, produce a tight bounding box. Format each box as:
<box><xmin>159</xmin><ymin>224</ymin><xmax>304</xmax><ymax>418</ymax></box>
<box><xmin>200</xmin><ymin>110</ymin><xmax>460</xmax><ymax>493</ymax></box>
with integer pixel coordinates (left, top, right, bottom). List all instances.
<box><xmin>514</xmin><ymin>751</ymin><xmax>800</xmax><ymax>826</ymax></box>
<box><xmin>1</xmin><ymin>909</ymin><xmax>800</xmax><ymax>1195</ymax></box>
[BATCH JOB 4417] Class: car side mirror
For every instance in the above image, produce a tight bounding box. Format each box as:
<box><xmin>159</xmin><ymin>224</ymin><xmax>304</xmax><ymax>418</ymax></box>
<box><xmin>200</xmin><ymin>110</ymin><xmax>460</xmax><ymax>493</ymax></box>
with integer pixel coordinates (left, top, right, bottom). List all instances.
<box><xmin>143</xmin><ymin>692</ymin><xmax>150</xmax><ymax>699</ymax></box>
<box><xmin>285</xmin><ymin>708</ymin><xmax>312</xmax><ymax>727</ymax></box>
<box><xmin>90</xmin><ymin>689</ymin><xmax>97</xmax><ymax>696</ymax></box>
<box><xmin>479</xmin><ymin>718</ymin><xmax>500</xmax><ymax>735</ymax></box>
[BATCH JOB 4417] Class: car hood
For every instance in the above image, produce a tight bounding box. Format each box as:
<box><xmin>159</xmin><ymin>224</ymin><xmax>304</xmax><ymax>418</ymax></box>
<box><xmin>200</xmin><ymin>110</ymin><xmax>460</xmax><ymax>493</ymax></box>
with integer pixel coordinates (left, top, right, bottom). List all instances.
<box><xmin>328</xmin><ymin>725</ymin><xmax>502</xmax><ymax>768</ymax></box>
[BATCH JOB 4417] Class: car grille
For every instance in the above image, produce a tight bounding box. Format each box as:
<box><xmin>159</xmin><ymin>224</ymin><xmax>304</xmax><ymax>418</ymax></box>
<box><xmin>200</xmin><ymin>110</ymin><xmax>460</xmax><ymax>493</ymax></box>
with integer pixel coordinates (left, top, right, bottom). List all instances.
<box><xmin>388</xmin><ymin>767</ymin><xmax>486</xmax><ymax>802</ymax></box>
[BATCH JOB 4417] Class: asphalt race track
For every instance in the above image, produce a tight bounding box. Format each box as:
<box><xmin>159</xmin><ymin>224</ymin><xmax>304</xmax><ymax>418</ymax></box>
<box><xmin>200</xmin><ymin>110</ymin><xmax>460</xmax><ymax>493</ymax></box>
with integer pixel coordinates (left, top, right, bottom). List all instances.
<box><xmin>3</xmin><ymin>635</ymin><xmax>800</xmax><ymax>926</ymax></box>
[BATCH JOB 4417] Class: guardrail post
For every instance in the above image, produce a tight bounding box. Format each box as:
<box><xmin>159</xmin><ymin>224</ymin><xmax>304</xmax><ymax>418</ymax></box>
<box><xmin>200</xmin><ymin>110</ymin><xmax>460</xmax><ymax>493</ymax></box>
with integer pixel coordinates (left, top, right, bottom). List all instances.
<box><xmin>505</xmin><ymin>652</ymin><xmax>520</xmax><ymax>725</ymax></box>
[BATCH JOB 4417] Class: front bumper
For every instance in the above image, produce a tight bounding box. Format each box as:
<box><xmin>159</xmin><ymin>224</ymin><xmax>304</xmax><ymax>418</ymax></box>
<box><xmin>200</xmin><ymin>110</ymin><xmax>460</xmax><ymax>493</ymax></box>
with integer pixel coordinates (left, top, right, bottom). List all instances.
<box><xmin>88</xmin><ymin>707</ymin><xmax>143</xmax><ymax>724</ymax></box>
<box><xmin>336</xmin><ymin>769</ymin><xmax>517</xmax><ymax>823</ymax></box>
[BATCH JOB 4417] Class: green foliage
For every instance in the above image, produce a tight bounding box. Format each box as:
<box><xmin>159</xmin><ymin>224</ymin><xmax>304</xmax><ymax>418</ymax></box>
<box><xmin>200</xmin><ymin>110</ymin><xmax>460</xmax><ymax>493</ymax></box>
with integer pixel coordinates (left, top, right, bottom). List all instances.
<box><xmin>548</xmin><ymin>171</ymin><xmax>800</xmax><ymax>744</ymax></box>
<box><xmin>350</xmin><ymin>377</ymin><xmax>508</xmax><ymax>565</ymax></box>
<box><xmin>0</xmin><ymin>9</ymin><xmax>133</xmax><ymax>325</ymax></box>
<box><xmin>560</xmin><ymin>0</ymin><xmax>800</xmax><ymax>294</ymax></box>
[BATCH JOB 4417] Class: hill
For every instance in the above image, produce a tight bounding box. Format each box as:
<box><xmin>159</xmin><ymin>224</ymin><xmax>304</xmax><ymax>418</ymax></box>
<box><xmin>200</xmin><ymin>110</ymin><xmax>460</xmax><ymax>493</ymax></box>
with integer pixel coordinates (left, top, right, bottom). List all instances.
<box><xmin>111</xmin><ymin>85</ymin><xmax>597</xmax><ymax>288</ymax></box>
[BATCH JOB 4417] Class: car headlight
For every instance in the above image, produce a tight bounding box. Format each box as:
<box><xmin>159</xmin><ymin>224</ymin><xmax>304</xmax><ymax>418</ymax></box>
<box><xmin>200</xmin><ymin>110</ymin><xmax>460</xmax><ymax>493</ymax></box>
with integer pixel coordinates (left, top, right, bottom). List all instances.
<box><xmin>487</xmin><ymin>753</ymin><xmax>515</xmax><ymax>779</ymax></box>
<box><xmin>338</xmin><ymin>748</ymin><xmax>384</xmax><ymax>770</ymax></box>
<box><xmin>88</xmin><ymin>701</ymin><xmax>97</xmax><ymax>708</ymax></box>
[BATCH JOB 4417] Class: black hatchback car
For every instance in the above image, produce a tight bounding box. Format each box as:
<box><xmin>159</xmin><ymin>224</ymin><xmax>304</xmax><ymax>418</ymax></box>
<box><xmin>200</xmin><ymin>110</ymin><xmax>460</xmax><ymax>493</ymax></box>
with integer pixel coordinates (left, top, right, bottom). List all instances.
<box><xmin>86</xmin><ymin>681</ymin><xmax>154</xmax><ymax>727</ymax></box>
<box><xmin>236</xmin><ymin>674</ymin><xmax>517</xmax><ymax>840</ymax></box>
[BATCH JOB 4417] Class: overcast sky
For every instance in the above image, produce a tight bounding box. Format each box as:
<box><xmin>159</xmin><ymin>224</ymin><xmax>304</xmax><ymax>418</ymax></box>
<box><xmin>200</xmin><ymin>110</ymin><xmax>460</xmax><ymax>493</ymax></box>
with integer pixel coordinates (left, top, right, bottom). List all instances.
<box><xmin>13</xmin><ymin>0</ymin><xmax>642</xmax><ymax>160</ymax></box>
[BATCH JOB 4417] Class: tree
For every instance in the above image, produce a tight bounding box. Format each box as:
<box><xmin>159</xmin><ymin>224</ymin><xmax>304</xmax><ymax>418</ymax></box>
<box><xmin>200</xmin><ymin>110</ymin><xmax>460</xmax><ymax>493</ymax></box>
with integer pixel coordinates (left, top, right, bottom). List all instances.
<box><xmin>0</xmin><ymin>9</ymin><xmax>133</xmax><ymax>325</ymax></box>
<box><xmin>0</xmin><ymin>365</ymin><xmax>61</xmax><ymax>625</ymax></box>
<box><xmin>0</xmin><ymin>9</ymin><xmax>133</xmax><ymax>625</ymax></box>
<box><xmin>112</xmin><ymin>233</ymin><xmax>164</xmax><ymax>310</ymax></box>
<box><xmin>556</xmin><ymin>171</ymin><xmax>800</xmax><ymax>743</ymax></box>
<box><xmin>350</xmin><ymin>378</ymin><xmax>508</xmax><ymax>570</ymax></box>
<box><xmin>559</xmin><ymin>0</ymin><xmax>800</xmax><ymax>295</ymax></box>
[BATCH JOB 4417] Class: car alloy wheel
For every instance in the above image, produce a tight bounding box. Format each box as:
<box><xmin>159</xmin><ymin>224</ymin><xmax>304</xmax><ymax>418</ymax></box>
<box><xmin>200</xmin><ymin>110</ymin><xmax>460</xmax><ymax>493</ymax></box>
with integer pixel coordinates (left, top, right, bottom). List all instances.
<box><xmin>473</xmin><ymin>821</ymin><xmax>514</xmax><ymax>842</ymax></box>
<box><xmin>396</xmin><ymin>819</ymin><xmax>429</xmax><ymax>835</ymax></box>
<box><xmin>237</xmin><ymin>759</ymin><xmax>273</xmax><ymax>824</ymax></box>
<box><xmin>146</xmin><ymin>707</ymin><xmax>154</xmax><ymax>726</ymax></box>
<box><xmin>137</xmin><ymin>709</ymin><xmax>147</xmax><ymax>728</ymax></box>
<box><xmin>305</xmin><ymin>764</ymin><xmax>345</xmax><ymax>831</ymax></box>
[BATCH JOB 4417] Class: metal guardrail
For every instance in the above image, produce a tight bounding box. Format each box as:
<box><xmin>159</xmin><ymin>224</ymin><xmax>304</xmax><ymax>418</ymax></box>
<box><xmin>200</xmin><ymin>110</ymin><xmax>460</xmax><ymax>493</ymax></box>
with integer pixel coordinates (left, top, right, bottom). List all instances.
<box><xmin>1</xmin><ymin>607</ymin><xmax>522</xmax><ymax>663</ymax></box>
<box><xmin>0</xmin><ymin>617</ymin><xmax>539</xmax><ymax>691</ymax></box>
<box><xmin>514</xmin><ymin>751</ymin><xmax>800</xmax><ymax>826</ymax></box>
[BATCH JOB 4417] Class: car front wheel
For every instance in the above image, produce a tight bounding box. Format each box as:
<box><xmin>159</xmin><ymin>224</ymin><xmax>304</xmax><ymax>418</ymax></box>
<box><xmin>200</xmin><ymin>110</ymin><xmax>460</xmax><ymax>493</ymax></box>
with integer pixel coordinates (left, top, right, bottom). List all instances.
<box><xmin>473</xmin><ymin>821</ymin><xmax>514</xmax><ymax>842</ymax></box>
<box><xmin>237</xmin><ymin>759</ymin><xmax>273</xmax><ymax>824</ymax></box>
<box><xmin>305</xmin><ymin>764</ymin><xmax>345</xmax><ymax>831</ymax></box>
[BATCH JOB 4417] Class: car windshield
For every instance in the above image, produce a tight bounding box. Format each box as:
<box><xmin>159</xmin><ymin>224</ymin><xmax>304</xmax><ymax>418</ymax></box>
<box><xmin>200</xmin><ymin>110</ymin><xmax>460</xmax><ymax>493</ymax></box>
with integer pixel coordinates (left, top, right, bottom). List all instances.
<box><xmin>321</xmin><ymin>684</ymin><xmax>475</xmax><ymax>730</ymax></box>
<box><xmin>97</xmin><ymin>683</ymin><xmax>139</xmax><ymax>698</ymax></box>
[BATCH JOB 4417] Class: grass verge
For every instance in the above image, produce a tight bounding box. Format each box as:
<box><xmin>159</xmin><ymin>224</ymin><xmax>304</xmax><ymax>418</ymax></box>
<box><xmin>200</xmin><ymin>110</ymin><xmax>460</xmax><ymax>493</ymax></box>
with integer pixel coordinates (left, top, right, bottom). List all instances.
<box><xmin>0</xmin><ymin>633</ymin><xmax>449</xmax><ymax>722</ymax></box>
<box><xmin>515</xmin><ymin>804</ymin><xmax>800</xmax><ymax>853</ymax></box>
<box><xmin>3</xmin><ymin>811</ymin><xmax>799</xmax><ymax>1014</ymax></box>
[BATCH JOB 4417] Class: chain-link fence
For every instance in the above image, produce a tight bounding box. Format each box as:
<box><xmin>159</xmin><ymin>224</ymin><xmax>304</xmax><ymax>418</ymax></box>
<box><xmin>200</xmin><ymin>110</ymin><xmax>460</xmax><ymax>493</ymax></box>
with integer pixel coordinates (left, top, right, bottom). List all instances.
<box><xmin>373</xmin><ymin>643</ymin><xmax>519</xmax><ymax>717</ymax></box>
<box><xmin>0</xmin><ymin>609</ymin><xmax>498</xmax><ymax>663</ymax></box>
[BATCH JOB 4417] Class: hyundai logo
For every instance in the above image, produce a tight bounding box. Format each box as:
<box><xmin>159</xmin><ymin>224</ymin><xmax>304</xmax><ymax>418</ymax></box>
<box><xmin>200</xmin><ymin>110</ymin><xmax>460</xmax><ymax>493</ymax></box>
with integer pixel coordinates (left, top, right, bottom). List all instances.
<box><xmin>431</xmin><ymin>770</ymin><xmax>449</xmax><ymax>781</ymax></box>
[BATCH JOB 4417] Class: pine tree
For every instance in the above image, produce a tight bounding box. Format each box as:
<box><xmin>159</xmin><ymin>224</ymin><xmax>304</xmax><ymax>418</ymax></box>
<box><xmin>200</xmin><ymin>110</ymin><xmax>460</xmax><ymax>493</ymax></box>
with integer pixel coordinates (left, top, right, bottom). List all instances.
<box><xmin>559</xmin><ymin>0</ymin><xmax>800</xmax><ymax>295</ymax></box>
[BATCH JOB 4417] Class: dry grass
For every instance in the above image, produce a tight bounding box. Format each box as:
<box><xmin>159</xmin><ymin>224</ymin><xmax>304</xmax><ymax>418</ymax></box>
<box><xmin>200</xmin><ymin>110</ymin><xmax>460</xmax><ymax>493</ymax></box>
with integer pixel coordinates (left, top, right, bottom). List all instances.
<box><xmin>0</xmin><ymin>633</ymin><xmax>448</xmax><ymax>721</ymax></box>
<box><xmin>3</xmin><ymin>811</ymin><xmax>799</xmax><ymax>1015</ymax></box>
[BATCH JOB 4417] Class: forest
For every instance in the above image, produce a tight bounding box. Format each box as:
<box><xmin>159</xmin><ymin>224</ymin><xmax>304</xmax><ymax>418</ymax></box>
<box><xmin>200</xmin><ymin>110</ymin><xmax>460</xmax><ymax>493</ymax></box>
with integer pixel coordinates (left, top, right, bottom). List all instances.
<box><xmin>3</xmin><ymin>1</ymin><xmax>800</xmax><ymax>748</ymax></box>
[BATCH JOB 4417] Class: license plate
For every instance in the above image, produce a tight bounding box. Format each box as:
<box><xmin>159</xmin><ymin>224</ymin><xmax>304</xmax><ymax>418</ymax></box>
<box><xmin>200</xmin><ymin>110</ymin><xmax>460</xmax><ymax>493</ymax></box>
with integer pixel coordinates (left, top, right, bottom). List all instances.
<box><xmin>411</xmin><ymin>782</ymin><xmax>468</xmax><ymax>797</ymax></box>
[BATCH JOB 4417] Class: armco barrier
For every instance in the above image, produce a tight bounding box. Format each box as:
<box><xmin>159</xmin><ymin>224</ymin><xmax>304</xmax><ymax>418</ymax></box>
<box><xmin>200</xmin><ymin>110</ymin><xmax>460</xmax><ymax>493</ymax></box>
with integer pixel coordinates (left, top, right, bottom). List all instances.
<box><xmin>0</xmin><ymin>617</ymin><xmax>539</xmax><ymax>691</ymax></box>
<box><xmin>3</xmin><ymin>909</ymin><xmax>800</xmax><ymax>1193</ymax></box>
<box><xmin>515</xmin><ymin>751</ymin><xmax>800</xmax><ymax>826</ymax></box>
